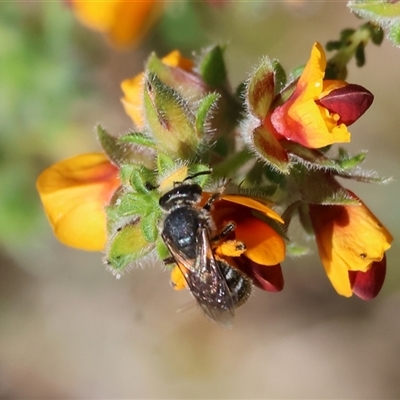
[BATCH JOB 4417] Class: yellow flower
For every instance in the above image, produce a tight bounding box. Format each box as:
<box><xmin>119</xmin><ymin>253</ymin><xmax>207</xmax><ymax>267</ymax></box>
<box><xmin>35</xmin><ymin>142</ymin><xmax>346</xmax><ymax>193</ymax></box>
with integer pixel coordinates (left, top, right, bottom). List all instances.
<box><xmin>69</xmin><ymin>0</ymin><xmax>162</xmax><ymax>48</ymax></box>
<box><xmin>171</xmin><ymin>193</ymin><xmax>286</xmax><ymax>292</ymax></box>
<box><xmin>309</xmin><ymin>192</ymin><xmax>393</xmax><ymax>298</ymax></box>
<box><xmin>121</xmin><ymin>50</ymin><xmax>194</xmax><ymax>128</ymax></box>
<box><xmin>36</xmin><ymin>153</ymin><xmax>120</xmax><ymax>251</ymax></box>
<box><xmin>269</xmin><ymin>42</ymin><xmax>351</xmax><ymax>148</ymax></box>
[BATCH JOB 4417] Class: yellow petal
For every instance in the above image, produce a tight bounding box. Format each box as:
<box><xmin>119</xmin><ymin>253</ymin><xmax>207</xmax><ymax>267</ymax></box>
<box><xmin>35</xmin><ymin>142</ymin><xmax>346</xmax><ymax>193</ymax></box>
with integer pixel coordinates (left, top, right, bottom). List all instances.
<box><xmin>121</xmin><ymin>50</ymin><xmax>194</xmax><ymax>127</ymax></box>
<box><xmin>310</xmin><ymin>198</ymin><xmax>393</xmax><ymax>297</ymax></box>
<box><xmin>170</xmin><ymin>265</ymin><xmax>187</xmax><ymax>290</ymax></box>
<box><xmin>296</xmin><ymin>42</ymin><xmax>326</xmax><ymax>99</ymax></box>
<box><xmin>121</xmin><ymin>74</ymin><xmax>146</xmax><ymax>128</ymax></box>
<box><xmin>221</xmin><ymin>194</ymin><xmax>284</xmax><ymax>223</ymax></box>
<box><xmin>37</xmin><ymin>153</ymin><xmax>120</xmax><ymax>251</ymax></box>
<box><xmin>71</xmin><ymin>0</ymin><xmax>162</xmax><ymax>48</ymax></box>
<box><xmin>235</xmin><ymin>217</ymin><xmax>286</xmax><ymax>265</ymax></box>
<box><xmin>158</xmin><ymin>165</ymin><xmax>188</xmax><ymax>193</ymax></box>
<box><xmin>289</xmin><ymin>99</ymin><xmax>351</xmax><ymax>147</ymax></box>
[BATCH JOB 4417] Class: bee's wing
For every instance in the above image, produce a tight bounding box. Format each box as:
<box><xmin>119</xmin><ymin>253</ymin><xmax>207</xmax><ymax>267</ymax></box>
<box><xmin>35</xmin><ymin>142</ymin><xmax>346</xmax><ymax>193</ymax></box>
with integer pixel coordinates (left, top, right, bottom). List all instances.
<box><xmin>194</xmin><ymin>227</ymin><xmax>236</xmax><ymax>326</ymax></box>
<box><xmin>162</xmin><ymin>228</ymin><xmax>235</xmax><ymax>326</ymax></box>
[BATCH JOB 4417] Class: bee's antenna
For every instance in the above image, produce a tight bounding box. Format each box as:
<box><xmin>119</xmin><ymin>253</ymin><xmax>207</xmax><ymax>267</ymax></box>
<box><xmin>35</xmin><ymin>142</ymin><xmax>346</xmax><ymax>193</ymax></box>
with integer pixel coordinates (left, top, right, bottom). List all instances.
<box><xmin>183</xmin><ymin>170</ymin><xmax>212</xmax><ymax>182</ymax></box>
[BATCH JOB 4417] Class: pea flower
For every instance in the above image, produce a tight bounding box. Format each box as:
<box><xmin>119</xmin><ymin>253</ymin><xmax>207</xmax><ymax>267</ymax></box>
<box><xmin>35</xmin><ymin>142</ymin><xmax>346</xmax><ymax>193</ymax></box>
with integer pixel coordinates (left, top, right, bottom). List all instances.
<box><xmin>268</xmin><ymin>42</ymin><xmax>373</xmax><ymax>149</ymax></box>
<box><xmin>36</xmin><ymin>153</ymin><xmax>120</xmax><ymax>251</ymax></box>
<box><xmin>309</xmin><ymin>192</ymin><xmax>392</xmax><ymax>299</ymax></box>
<box><xmin>171</xmin><ymin>193</ymin><xmax>286</xmax><ymax>293</ymax></box>
<box><xmin>67</xmin><ymin>0</ymin><xmax>162</xmax><ymax>48</ymax></box>
<box><xmin>244</xmin><ymin>42</ymin><xmax>374</xmax><ymax>174</ymax></box>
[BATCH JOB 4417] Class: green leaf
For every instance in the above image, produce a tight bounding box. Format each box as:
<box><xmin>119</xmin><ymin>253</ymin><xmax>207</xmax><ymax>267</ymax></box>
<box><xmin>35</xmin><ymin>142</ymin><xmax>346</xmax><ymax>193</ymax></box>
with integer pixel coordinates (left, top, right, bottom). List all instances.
<box><xmin>119</xmin><ymin>164</ymin><xmax>145</xmax><ymax>186</ymax></box>
<box><xmin>157</xmin><ymin>152</ymin><xmax>175</xmax><ymax>176</ymax></box>
<box><xmin>198</xmin><ymin>45</ymin><xmax>227</xmax><ymax>87</ymax></box>
<box><xmin>388</xmin><ymin>21</ymin><xmax>400</xmax><ymax>46</ymax></box>
<box><xmin>140</xmin><ymin>211</ymin><xmax>160</xmax><ymax>243</ymax></box>
<box><xmin>116</xmin><ymin>192</ymin><xmax>154</xmax><ymax>217</ymax></box>
<box><xmin>251</xmin><ymin>125</ymin><xmax>290</xmax><ymax>174</ymax></box>
<box><xmin>156</xmin><ymin>239</ymin><xmax>171</xmax><ymax>262</ymax></box>
<box><xmin>129</xmin><ymin>166</ymin><xmax>157</xmax><ymax>194</ymax></box>
<box><xmin>349</xmin><ymin>1</ymin><xmax>400</xmax><ymax>18</ymax></box>
<box><xmin>355</xmin><ymin>42</ymin><xmax>366</xmax><ymax>67</ymax></box>
<box><xmin>106</xmin><ymin>221</ymin><xmax>155</xmax><ymax>273</ymax></box>
<box><xmin>97</xmin><ymin>125</ymin><xmax>137</xmax><ymax>166</ymax></box>
<box><xmin>368</xmin><ymin>23</ymin><xmax>385</xmax><ymax>44</ymax></box>
<box><xmin>119</xmin><ymin>132</ymin><xmax>157</xmax><ymax>149</ymax></box>
<box><xmin>348</xmin><ymin>1</ymin><xmax>400</xmax><ymax>47</ymax></box>
<box><xmin>335</xmin><ymin>151</ymin><xmax>367</xmax><ymax>169</ymax></box>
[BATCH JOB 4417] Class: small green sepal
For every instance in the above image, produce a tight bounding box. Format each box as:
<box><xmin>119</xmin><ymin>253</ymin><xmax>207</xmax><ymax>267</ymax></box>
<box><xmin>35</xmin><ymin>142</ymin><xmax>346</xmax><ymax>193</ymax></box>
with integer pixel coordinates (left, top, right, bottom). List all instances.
<box><xmin>198</xmin><ymin>45</ymin><xmax>227</xmax><ymax>87</ymax></box>
<box><xmin>143</xmin><ymin>73</ymin><xmax>198</xmax><ymax>159</ymax></box>
<box><xmin>251</xmin><ymin>125</ymin><xmax>290</xmax><ymax>174</ymax></box>
<box><xmin>106</xmin><ymin>220</ymin><xmax>155</xmax><ymax>273</ymax></box>
<box><xmin>146</xmin><ymin>52</ymin><xmax>207</xmax><ymax>100</ymax></box>
<box><xmin>247</xmin><ymin>56</ymin><xmax>275</xmax><ymax>120</ymax></box>
<box><xmin>195</xmin><ymin>92</ymin><xmax>220</xmax><ymax>139</ymax></box>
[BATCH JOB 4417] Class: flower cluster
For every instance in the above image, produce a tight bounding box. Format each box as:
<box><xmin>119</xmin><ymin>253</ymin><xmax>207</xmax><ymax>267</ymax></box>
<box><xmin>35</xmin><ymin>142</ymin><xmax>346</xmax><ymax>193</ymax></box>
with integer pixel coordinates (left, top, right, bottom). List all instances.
<box><xmin>37</xmin><ymin>41</ymin><xmax>392</xmax><ymax>323</ymax></box>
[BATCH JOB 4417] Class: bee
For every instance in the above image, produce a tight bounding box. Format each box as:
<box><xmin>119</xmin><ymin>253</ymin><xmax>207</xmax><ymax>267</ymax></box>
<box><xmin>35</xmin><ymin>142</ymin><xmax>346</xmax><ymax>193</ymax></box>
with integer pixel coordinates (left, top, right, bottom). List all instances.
<box><xmin>159</xmin><ymin>173</ymin><xmax>252</xmax><ymax>325</ymax></box>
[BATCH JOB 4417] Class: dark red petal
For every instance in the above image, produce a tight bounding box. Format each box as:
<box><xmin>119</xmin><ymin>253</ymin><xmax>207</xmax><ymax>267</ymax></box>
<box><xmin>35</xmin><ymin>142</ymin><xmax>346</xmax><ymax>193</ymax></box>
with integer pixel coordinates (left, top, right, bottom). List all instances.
<box><xmin>349</xmin><ymin>255</ymin><xmax>387</xmax><ymax>301</ymax></box>
<box><xmin>316</xmin><ymin>83</ymin><xmax>374</xmax><ymax>126</ymax></box>
<box><xmin>239</xmin><ymin>259</ymin><xmax>284</xmax><ymax>292</ymax></box>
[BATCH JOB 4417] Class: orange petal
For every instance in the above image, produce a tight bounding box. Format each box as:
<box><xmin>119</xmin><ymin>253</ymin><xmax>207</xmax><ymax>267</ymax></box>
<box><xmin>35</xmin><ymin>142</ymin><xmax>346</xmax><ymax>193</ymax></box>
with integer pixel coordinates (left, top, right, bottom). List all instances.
<box><xmin>310</xmin><ymin>198</ymin><xmax>392</xmax><ymax>297</ymax></box>
<box><xmin>37</xmin><ymin>153</ymin><xmax>120</xmax><ymax>251</ymax></box>
<box><xmin>121</xmin><ymin>50</ymin><xmax>194</xmax><ymax>127</ymax></box>
<box><xmin>235</xmin><ymin>217</ymin><xmax>285</xmax><ymax>265</ymax></box>
<box><xmin>214</xmin><ymin>240</ymin><xmax>246</xmax><ymax>258</ymax></box>
<box><xmin>70</xmin><ymin>0</ymin><xmax>162</xmax><ymax>48</ymax></box>
<box><xmin>220</xmin><ymin>194</ymin><xmax>284</xmax><ymax>223</ymax></box>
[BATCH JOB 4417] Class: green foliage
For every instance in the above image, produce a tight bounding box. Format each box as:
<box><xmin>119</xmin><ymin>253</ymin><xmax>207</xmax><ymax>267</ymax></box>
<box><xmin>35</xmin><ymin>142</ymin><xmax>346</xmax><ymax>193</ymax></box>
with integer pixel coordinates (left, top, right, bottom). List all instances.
<box><xmin>0</xmin><ymin>2</ymin><xmax>95</xmax><ymax>246</ymax></box>
<box><xmin>348</xmin><ymin>1</ymin><xmax>400</xmax><ymax>47</ymax></box>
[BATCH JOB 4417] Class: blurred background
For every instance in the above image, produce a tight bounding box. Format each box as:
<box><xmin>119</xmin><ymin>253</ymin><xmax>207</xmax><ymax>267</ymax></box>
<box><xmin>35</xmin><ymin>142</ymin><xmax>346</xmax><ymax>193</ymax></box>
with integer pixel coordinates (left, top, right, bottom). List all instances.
<box><xmin>1</xmin><ymin>1</ymin><xmax>399</xmax><ymax>398</ymax></box>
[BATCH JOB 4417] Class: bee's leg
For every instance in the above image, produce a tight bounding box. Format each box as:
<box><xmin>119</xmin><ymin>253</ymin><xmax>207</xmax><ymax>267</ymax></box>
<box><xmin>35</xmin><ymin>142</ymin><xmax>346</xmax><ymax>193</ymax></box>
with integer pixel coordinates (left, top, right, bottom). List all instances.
<box><xmin>203</xmin><ymin>192</ymin><xmax>221</xmax><ymax>211</ymax></box>
<box><xmin>203</xmin><ymin>179</ymin><xmax>230</xmax><ymax>211</ymax></box>
<box><xmin>163</xmin><ymin>256</ymin><xmax>176</xmax><ymax>265</ymax></box>
<box><xmin>211</xmin><ymin>221</ymin><xmax>236</xmax><ymax>242</ymax></box>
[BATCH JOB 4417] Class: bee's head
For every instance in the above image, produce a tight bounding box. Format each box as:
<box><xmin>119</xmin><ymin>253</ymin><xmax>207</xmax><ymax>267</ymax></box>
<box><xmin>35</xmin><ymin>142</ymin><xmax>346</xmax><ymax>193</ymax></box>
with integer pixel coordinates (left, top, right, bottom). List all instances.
<box><xmin>159</xmin><ymin>183</ymin><xmax>202</xmax><ymax>211</ymax></box>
